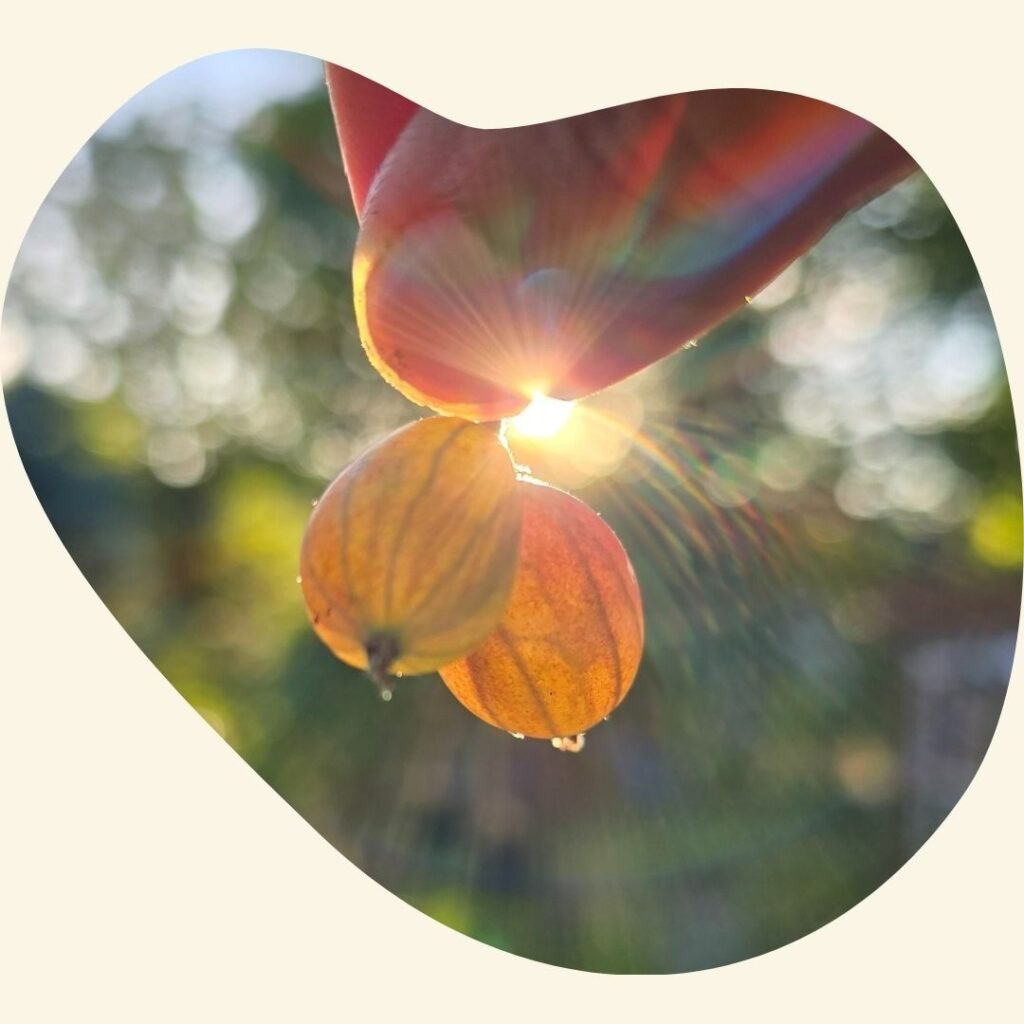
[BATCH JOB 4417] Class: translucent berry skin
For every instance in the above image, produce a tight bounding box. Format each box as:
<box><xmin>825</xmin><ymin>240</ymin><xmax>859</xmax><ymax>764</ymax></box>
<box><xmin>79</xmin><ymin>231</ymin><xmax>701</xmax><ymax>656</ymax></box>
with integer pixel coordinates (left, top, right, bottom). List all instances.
<box><xmin>440</xmin><ymin>481</ymin><xmax>644</xmax><ymax>739</ymax></box>
<box><xmin>300</xmin><ymin>416</ymin><xmax>523</xmax><ymax>678</ymax></box>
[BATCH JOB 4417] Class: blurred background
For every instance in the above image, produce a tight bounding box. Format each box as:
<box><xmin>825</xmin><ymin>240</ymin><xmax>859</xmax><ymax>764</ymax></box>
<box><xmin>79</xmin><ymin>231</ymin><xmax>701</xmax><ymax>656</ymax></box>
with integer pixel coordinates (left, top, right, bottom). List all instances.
<box><xmin>1</xmin><ymin>50</ymin><xmax>1019</xmax><ymax>974</ymax></box>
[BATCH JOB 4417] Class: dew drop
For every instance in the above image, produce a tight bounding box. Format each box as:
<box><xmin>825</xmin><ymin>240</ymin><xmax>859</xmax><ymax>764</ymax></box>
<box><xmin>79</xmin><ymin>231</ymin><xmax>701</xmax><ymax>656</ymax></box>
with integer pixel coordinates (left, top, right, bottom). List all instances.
<box><xmin>508</xmin><ymin>731</ymin><xmax>525</xmax><ymax>740</ymax></box>
<box><xmin>295</xmin><ymin>575</ymin><xmax>303</xmax><ymax>584</ymax></box>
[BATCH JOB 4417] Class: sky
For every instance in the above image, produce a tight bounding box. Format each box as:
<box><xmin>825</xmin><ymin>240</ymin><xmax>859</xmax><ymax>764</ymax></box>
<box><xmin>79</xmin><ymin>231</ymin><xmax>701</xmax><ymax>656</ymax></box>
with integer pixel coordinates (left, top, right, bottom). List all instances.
<box><xmin>98</xmin><ymin>49</ymin><xmax>325</xmax><ymax>137</ymax></box>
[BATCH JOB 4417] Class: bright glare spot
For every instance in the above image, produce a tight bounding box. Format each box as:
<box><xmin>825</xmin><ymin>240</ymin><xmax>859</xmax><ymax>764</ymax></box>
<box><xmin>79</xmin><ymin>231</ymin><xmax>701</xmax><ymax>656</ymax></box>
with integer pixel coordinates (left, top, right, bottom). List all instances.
<box><xmin>970</xmin><ymin>492</ymin><xmax>1023</xmax><ymax>568</ymax></box>
<box><xmin>0</xmin><ymin>319</ymin><xmax>29</xmax><ymax>385</ymax></box>
<box><xmin>834</xmin><ymin>739</ymin><xmax>898</xmax><ymax>805</ymax></box>
<box><xmin>508</xmin><ymin>394</ymin><xmax>576</xmax><ymax>439</ymax></box>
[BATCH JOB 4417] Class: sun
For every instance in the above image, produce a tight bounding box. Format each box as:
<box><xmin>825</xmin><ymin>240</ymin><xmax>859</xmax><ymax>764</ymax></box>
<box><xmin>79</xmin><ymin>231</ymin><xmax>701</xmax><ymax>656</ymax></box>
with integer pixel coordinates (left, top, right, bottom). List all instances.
<box><xmin>508</xmin><ymin>394</ymin><xmax>577</xmax><ymax>439</ymax></box>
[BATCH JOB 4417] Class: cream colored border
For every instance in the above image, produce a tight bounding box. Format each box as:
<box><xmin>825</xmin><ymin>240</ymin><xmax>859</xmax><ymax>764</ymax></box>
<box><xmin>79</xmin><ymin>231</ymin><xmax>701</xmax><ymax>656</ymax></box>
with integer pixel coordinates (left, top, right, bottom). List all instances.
<box><xmin>2</xmin><ymin>4</ymin><xmax>1021</xmax><ymax>1020</ymax></box>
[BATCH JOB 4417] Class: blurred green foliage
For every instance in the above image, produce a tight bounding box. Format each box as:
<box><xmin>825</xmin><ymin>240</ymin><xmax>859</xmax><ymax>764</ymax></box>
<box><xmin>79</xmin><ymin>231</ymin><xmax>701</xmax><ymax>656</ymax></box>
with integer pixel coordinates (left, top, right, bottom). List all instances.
<box><xmin>1</xmin><ymin>53</ymin><xmax>1019</xmax><ymax>973</ymax></box>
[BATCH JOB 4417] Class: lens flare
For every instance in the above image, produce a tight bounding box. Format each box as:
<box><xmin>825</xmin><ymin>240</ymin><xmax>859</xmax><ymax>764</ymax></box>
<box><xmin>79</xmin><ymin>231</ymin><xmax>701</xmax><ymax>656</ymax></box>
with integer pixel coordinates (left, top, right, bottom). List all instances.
<box><xmin>508</xmin><ymin>394</ymin><xmax>576</xmax><ymax>439</ymax></box>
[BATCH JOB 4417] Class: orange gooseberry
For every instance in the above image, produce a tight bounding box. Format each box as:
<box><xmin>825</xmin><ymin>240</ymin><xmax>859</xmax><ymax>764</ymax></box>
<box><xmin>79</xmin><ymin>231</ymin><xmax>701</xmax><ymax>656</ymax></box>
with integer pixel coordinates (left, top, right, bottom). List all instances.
<box><xmin>300</xmin><ymin>416</ymin><xmax>523</xmax><ymax>697</ymax></box>
<box><xmin>439</xmin><ymin>479</ymin><xmax>644</xmax><ymax>744</ymax></box>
